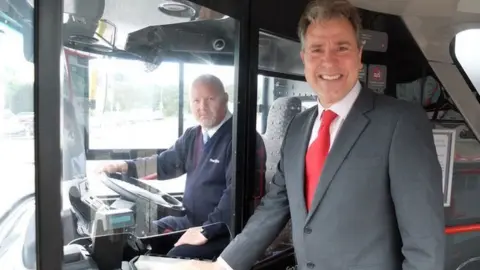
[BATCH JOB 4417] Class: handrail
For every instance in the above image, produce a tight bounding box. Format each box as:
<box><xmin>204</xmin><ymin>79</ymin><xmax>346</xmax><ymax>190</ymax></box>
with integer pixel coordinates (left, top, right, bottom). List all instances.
<box><xmin>445</xmin><ymin>224</ymin><xmax>480</xmax><ymax>235</ymax></box>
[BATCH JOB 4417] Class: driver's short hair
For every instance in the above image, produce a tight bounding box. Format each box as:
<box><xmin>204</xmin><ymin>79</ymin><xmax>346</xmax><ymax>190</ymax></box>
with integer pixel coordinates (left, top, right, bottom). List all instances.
<box><xmin>191</xmin><ymin>74</ymin><xmax>226</xmax><ymax>95</ymax></box>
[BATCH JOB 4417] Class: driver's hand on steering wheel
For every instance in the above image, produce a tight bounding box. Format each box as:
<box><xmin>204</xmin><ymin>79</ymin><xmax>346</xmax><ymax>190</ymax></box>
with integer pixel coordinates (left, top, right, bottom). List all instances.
<box><xmin>96</xmin><ymin>161</ymin><xmax>128</xmax><ymax>174</ymax></box>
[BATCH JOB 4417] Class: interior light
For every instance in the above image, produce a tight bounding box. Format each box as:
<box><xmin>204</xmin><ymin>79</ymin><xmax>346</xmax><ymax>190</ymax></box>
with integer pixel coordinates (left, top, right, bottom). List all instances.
<box><xmin>158</xmin><ymin>1</ymin><xmax>196</xmax><ymax>18</ymax></box>
<box><xmin>63</xmin><ymin>13</ymin><xmax>70</xmax><ymax>24</ymax></box>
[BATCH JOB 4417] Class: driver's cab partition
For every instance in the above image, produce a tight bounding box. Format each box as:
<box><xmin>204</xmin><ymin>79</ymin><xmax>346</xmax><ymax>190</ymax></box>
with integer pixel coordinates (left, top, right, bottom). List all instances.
<box><xmin>54</xmin><ymin>0</ymin><xmax>249</xmax><ymax>264</ymax></box>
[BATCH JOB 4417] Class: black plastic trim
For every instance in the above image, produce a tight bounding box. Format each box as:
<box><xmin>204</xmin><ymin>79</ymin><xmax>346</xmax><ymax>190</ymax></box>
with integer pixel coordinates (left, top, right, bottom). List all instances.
<box><xmin>258</xmin><ymin>69</ymin><xmax>306</xmax><ymax>82</ymax></box>
<box><xmin>86</xmin><ymin>149</ymin><xmax>167</xmax><ymax>160</ymax></box>
<box><xmin>178</xmin><ymin>63</ymin><xmax>185</xmax><ymax>137</ymax></box>
<box><xmin>34</xmin><ymin>0</ymin><xmax>64</xmax><ymax>267</ymax></box>
<box><xmin>230</xmin><ymin>0</ymin><xmax>258</xmax><ymax>236</ymax></box>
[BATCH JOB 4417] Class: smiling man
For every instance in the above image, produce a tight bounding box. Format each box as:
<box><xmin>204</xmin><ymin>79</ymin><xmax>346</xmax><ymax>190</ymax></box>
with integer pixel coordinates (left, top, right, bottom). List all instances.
<box><xmin>100</xmin><ymin>74</ymin><xmax>266</xmax><ymax>260</ymax></box>
<box><xmin>176</xmin><ymin>0</ymin><xmax>445</xmax><ymax>269</ymax></box>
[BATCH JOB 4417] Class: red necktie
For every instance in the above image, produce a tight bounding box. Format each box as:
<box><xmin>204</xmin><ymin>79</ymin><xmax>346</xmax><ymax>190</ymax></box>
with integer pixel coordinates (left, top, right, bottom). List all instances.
<box><xmin>305</xmin><ymin>110</ymin><xmax>338</xmax><ymax>210</ymax></box>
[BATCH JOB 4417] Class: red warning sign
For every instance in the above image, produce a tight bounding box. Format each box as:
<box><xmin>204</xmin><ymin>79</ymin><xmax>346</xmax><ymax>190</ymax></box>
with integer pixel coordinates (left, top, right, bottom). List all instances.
<box><xmin>372</xmin><ymin>66</ymin><xmax>382</xmax><ymax>80</ymax></box>
<box><xmin>368</xmin><ymin>64</ymin><xmax>387</xmax><ymax>92</ymax></box>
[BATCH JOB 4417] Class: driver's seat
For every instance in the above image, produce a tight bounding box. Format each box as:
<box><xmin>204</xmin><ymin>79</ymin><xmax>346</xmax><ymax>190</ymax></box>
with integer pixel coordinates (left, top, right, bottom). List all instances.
<box><xmin>260</xmin><ymin>96</ymin><xmax>302</xmax><ymax>257</ymax></box>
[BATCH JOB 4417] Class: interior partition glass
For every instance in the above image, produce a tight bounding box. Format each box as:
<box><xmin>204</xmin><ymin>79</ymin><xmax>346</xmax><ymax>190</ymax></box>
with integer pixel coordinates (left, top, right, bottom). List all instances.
<box><xmin>258</xmin><ymin>31</ymin><xmax>304</xmax><ymax>76</ymax></box>
<box><xmin>60</xmin><ymin>0</ymin><xmax>243</xmax><ymax>268</ymax></box>
<box><xmin>255</xmin><ymin>30</ymin><xmax>311</xmax><ymax>262</ymax></box>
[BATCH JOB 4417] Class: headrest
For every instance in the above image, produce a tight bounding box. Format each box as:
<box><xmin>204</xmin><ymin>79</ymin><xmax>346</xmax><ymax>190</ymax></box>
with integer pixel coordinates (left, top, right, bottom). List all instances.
<box><xmin>264</xmin><ymin>97</ymin><xmax>302</xmax><ymax>139</ymax></box>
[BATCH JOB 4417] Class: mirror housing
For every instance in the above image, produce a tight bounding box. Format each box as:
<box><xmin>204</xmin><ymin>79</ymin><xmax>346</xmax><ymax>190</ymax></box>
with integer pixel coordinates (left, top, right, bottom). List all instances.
<box><xmin>4</xmin><ymin>0</ymin><xmax>104</xmax><ymax>62</ymax></box>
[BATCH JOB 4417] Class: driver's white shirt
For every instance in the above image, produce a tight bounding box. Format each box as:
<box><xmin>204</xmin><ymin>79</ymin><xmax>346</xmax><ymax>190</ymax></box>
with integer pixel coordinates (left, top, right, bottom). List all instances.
<box><xmin>132</xmin><ymin>110</ymin><xmax>232</xmax><ymax>178</ymax></box>
<box><xmin>203</xmin><ymin>111</ymin><xmax>232</xmax><ymax>138</ymax></box>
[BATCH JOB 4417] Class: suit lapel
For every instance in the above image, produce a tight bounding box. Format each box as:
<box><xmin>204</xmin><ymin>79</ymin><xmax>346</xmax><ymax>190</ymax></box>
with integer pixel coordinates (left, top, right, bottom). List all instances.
<box><xmin>293</xmin><ymin>108</ymin><xmax>318</xmax><ymax>219</ymax></box>
<box><xmin>306</xmin><ymin>88</ymin><xmax>374</xmax><ymax>223</ymax></box>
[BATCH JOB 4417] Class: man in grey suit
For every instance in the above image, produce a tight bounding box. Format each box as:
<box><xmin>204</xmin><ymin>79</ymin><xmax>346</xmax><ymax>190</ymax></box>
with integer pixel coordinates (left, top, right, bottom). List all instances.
<box><xmin>177</xmin><ymin>0</ymin><xmax>445</xmax><ymax>269</ymax></box>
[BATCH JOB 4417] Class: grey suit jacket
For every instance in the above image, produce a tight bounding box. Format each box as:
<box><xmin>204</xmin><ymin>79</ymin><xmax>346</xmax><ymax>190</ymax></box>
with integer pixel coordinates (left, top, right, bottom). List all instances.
<box><xmin>220</xmin><ymin>88</ymin><xmax>445</xmax><ymax>270</ymax></box>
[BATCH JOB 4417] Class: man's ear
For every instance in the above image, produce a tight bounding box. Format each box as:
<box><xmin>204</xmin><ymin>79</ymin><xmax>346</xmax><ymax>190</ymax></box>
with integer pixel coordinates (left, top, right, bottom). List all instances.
<box><xmin>300</xmin><ymin>50</ymin><xmax>305</xmax><ymax>64</ymax></box>
<box><xmin>357</xmin><ymin>45</ymin><xmax>363</xmax><ymax>69</ymax></box>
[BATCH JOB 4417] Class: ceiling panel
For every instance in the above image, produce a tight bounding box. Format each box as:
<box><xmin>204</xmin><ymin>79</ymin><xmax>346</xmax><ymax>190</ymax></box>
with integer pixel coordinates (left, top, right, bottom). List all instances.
<box><xmin>351</xmin><ymin>0</ymin><xmax>480</xmax><ymax>63</ymax></box>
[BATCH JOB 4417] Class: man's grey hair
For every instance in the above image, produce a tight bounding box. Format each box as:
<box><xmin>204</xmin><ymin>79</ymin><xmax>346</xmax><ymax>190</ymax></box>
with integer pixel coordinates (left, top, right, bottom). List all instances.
<box><xmin>297</xmin><ymin>0</ymin><xmax>362</xmax><ymax>49</ymax></box>
<box><xmin>191</xmin><ymin>74</ymin><xmax>226</xmax><ymax>95</ymax></box>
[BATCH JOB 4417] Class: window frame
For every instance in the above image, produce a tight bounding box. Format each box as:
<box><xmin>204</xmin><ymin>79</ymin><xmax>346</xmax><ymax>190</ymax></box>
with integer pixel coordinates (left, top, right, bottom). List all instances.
<box><xmin>450</xmin><ymin>36</ymin><xmax>479</xmax><ymax>101</ymax></box>
<box><xmin>35</xmin><ymin>0</ymin><xmax>64</xmax><ymax>268</ymax></box>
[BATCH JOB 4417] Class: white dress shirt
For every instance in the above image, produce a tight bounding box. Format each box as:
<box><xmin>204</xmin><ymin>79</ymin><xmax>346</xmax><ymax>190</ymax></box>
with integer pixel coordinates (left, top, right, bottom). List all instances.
<box><xmin>216</xmin><ymin>81</ymin><xmax>362</xmax><ymax>270</ymax></box>
<box><xmin>204</xmin><ymin>110</ymin><xmax>233</xmax><ymax>138</ymax></box>
<box><xmin>308</xmin><ymin>81</ymin><xmax>361</xmax><ymax>149</ymax></box>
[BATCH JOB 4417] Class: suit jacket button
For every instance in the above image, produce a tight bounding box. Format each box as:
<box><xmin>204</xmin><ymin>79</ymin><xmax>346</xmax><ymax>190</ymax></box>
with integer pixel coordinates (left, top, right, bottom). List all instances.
<box><xmin>304</xmin><ymin>227</ymin><xmax>312</xmax><ymax>234</ymax></box>
<box><xmin>307</xmin><ymin>262</ymin><xmax>315</xmax><ymax>268</ymax></box>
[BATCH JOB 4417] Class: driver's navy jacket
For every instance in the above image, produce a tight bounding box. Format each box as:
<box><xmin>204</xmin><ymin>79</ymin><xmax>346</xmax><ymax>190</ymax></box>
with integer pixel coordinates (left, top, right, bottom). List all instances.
<box><xmin>126</xmin><ymin>117</ymin><xmax>266</xmax><ymax>239</ymax></box>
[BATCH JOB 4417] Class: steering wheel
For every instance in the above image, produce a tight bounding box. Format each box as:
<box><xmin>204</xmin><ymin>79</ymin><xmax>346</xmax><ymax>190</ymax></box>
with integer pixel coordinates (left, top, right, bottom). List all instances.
<box><xmin>99</xmin><ymin>172</ymin><xmax>185</xmax><ymax>216</ymax></box>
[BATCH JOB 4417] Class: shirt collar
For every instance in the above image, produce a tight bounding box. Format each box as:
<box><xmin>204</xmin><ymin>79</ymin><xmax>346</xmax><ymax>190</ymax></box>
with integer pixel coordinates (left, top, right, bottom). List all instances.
<box><xmin>203</xmin><ymin>110</ymin><xmax>232</xmax><ymax>137</ymax></box>
<box><xmin>317</xmin><ymin>80</ymin><xmax>361</xmax><ymax>120</ymax></box>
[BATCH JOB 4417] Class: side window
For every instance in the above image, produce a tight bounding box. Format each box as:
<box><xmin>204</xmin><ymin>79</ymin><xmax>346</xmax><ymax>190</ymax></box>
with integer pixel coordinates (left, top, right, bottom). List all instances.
<box><xmin>0</xmin><ymin>7</ymin><xmax>36</xmax><ymax>269</ymax></box>
<box><xmin>86</xmin><ymin>59</ymin><xmax>181</xmax><ymax>150</ymax></box>
<box><xmin>445</xmin><ymin>28</ymin><xmax>480</xmax><ymax>269</ymax></box>
<box><xmin>454</xmin><ymin>29</ymin><xmax>480</xmax><ymax>96</ymax></box>
<box><xmin>447</xmin><ymin>28</ymin><xmax>480</xmax><ymax>225</ymax></box>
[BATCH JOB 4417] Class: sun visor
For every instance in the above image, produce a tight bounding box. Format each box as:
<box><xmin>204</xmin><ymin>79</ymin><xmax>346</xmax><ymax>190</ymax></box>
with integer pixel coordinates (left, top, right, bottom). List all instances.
<box><xmin>124</xmin><ymin>18</ymin><xmax>236</xmax><ymax>66</ymax></box>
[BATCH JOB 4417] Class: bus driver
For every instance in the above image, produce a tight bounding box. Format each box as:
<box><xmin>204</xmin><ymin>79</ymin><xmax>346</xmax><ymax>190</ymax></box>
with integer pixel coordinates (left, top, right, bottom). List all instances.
<box><xmin>100</xmin><ymin>74</ymin><xmax>267</xmax><ymax>260</ymax></box>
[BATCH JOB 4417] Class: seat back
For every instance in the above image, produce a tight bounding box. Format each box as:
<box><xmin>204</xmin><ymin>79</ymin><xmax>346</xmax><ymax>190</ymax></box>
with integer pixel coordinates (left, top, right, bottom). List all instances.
<box><xmin>260</xmin><ymin>97</ymin><xmax>301</xmax><ymax>259</ymax></box>
<box><xmin>262</xmin><ymin>97</ymin><xmax>302</xmax><ymax>192</ymax></box>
